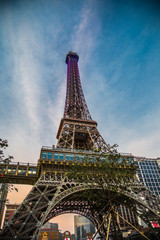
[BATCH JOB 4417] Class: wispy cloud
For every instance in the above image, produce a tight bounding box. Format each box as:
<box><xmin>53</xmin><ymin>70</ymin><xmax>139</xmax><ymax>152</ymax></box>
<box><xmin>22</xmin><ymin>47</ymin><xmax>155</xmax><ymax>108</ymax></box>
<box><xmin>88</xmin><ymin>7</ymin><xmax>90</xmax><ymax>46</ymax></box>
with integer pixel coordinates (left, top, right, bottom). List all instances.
<box><xmin>0</xmin><ymin>16</ymin><xmax>45</xmax><ymax>161</ymax></box>
<box><xmin>72</xmin><ymin>1</ymin><xmax>100</xmax><ymax>69</ymax></box>
<box><xmin>0</xmin><ymin>6</ymin><xmax>66</xmax><ymax>161</ymax></box>
<box><xmin>117</xmin><ymin>109</ymin><xmax>160</xmax><ymax>158</ymax></box>
<box><xmin>47</xmin><ymin>75</ymin><xmax>66</xmax><ymax>144</ymax></box>
<box><xmin>12</xmin><ymin>24</ymin><xmax>43</xmax><ymax>133</ymax></box>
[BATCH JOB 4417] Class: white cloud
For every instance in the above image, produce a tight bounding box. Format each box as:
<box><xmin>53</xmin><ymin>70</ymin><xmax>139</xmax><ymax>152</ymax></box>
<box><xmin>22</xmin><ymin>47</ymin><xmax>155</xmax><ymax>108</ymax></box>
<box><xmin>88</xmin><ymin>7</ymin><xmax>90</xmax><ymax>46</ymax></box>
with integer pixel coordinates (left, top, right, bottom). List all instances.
<box><xmin>0</xmin><ymin>8</ymin><xmax>66</xmax><ymax>161</ymax></box>
<box><xmin>72</xmin><ymin>2</ymin><xmax>100</xmax><ymax>69</ymax></box>
<box><xmin>11</xmin><ymin>24</ymin><xmax>44</xmax><ymax>134</ymax></box>
<box><xmin>47</xmin><ymin>76</ymin><xmax>66</xmax><ymax>144</ymax></box>
<box><xmin>102</xmin><ymin>108</ymin><xmax>160</xmax><ymax>158</ymax></box>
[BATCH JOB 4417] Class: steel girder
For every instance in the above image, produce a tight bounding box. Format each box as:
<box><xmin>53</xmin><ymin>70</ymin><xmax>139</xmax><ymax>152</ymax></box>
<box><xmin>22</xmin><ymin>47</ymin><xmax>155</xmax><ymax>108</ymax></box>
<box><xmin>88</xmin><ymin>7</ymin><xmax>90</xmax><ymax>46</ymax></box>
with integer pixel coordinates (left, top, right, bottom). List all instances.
<box><xmin>1</xmin><ymin>172</ymin><xmax>160</xmax><ymax>240</ymax></box>
<box><xmin>56</xmin><ymin>119</ymin><xmax>110</xmax><ymax>152</ymax></box>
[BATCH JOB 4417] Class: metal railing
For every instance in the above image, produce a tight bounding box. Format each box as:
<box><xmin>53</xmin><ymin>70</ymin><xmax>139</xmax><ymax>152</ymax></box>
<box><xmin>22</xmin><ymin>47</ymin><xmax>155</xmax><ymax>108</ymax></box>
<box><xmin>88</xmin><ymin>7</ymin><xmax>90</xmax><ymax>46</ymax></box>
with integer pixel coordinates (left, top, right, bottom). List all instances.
<box><xmin>0</xmin><ymin>161</ymin><xmax>37</xmax><ymax>166</ymax></box>
<box><xmin>42</xmin><ymin>146</ymin><xmax>133</xmax><ymax>156</ymax></box>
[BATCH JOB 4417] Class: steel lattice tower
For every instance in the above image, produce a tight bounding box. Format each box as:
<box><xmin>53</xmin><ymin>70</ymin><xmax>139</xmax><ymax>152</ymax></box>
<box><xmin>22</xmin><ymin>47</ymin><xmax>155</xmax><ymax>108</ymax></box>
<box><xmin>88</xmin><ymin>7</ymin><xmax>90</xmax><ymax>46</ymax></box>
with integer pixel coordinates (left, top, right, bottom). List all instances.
<box><xmin>0</xmin><ymin>52</ymin><xmax>160</xmax><ymax>240</ymax></box>
<box><xmin>64</xmin><ymin>52</ymin><xmax>92</xmax><ymax>120</ymax></box>
<box><xmin>57</xmin><ymin>52</ymin><xmax>109</xmax><ymax>151</ymax></box>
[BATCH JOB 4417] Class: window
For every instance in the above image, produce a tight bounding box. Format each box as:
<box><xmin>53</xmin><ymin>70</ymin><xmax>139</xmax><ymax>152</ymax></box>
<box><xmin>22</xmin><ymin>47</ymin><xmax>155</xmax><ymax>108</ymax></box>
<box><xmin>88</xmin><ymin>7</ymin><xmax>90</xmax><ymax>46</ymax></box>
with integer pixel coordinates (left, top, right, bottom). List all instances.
<box><xmin>54</xmin><ymin>153</ymin><xmax>59</xmax><ymax>160</ymax></box>
<box><xmin>70</xmin><ymin>155</ymin><xmax>74</xmax><ymax>161</ymax></box>
<box><xmin>17</xmin><ymin>168</ymin><xmax>26</xmax><ymax>175</ymax></box>
<box><xmin>42</xmin><ymin>152</ymin><xmax>47</xmax><ymax>159</ymax></box>
<box><xmin>76</xmin><ymin>155</ymin><xmax>81</xmax><ymax>161</ymax></box>
<box><xmin>7</xmin><ymin>167</ymin><xmax>16</xmax><ymax>174</ymax></box>
<box><xmin>65</xmin><ymin>154</ymin><xmax>70</xmax><ymax>160</ymax></box>
<box><xmin>65</xmin><ymin>154</ymin><xmax>75</xmax><ymax>161</ymax></box>
<box><xmin>28</xmin><ymin>168</ymin><xmax>37</xmax><ymax>175</ymax></box>
<box><xmin>76</xmin><ymin>155</ymin><xmax>86</xmax><ymax>161</ymax></box>
<box><xmin>59</xmin><ymin>154</ymin><xmax>64</xmax><ymax>160</ymax></box>
<box><xmin>48</xmin><ymin>152</ymin><xmax>52</xmax><ymax>159</ymax></box>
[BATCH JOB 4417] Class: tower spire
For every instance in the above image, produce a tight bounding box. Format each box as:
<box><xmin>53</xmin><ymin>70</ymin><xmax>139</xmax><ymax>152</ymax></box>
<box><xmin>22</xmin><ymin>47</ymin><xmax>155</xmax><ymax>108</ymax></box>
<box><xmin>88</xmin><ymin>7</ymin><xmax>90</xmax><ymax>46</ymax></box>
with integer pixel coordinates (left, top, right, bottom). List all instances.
<box><xmin>64</xmin><ymin>51</ymin><xmax>92</xmax><ymax>120</ymax></box>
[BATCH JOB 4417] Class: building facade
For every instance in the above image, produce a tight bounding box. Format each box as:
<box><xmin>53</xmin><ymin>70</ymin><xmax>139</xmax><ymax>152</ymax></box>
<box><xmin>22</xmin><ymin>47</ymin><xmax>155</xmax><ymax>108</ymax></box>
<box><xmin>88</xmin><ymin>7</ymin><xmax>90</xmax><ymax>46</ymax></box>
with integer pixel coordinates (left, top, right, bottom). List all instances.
<box><xmin>3</xmin><ymin>203</ymin><xmax>20</xmax><ymax>227</ymax></box>
<box><xmin>116</xmin><ymin>157</ymin><xmax>160</xmax><ymax>229</ymax></box>
<box><xmin>38</xmin><ymin>229</ymin><xmax>60</xmax><ymax>240</ymax></box>
<box><xmin>135</xmin><ymin>157</ymin><xmax>160</xmax><ymax>196</ymax></box>
<box><xmin>42</xmin><ymin>223</ymin><xmax>59</xmax><ymax>230</ymax></box>
<box><xmin>38</xmin><ymin>223</ymin><xmax>60</xmax><ymax>240</ymax></box>
<box><xmin>74</xmin><ymin>216</ymin><xmax>95</xmax><ymax>240</ymax></box>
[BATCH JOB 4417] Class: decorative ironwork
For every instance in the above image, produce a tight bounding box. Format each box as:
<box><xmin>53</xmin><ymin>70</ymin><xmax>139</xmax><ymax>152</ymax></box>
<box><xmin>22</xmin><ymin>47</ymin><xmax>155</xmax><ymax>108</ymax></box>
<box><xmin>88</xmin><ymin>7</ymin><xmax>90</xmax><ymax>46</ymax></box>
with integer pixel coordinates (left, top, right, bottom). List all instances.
<box><xmin>1</xmin><ymin>172</ymin><xmax>160</xmax><ymax>239</ymax></box>
<box><xmin>56</xmin><ymin>119</ymin><xmax>110</xmax><ymax>151</ymax></box>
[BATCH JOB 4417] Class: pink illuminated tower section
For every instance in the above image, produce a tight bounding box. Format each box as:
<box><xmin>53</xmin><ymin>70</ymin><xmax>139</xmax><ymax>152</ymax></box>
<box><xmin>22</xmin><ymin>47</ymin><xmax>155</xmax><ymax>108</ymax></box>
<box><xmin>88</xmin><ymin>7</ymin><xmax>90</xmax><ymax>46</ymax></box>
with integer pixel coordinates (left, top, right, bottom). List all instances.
<box><xmin>64</xmin><ymin>52</ymin><xmax>92</xmax><ymax>120</ymax></box>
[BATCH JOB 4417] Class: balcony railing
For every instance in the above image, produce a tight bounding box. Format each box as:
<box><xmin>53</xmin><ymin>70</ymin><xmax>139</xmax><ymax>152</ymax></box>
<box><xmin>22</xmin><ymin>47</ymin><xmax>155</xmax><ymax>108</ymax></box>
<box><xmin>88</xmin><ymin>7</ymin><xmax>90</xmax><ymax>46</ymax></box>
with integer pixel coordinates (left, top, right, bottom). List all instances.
<box><xmin>41</xmin><ymin>146</ymin><xmax>133</xmax><ymax>156</ymax></box>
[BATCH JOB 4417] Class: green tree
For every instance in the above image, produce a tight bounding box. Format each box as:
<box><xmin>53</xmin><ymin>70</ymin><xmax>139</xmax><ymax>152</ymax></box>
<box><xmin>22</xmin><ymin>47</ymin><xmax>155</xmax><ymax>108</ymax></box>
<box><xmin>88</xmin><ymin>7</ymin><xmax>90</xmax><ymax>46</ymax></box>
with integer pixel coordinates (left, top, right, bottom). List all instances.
<box><xmin>0</xmin><ymin>138</ymin><xmax>14</xmax><ymax>164</ymax></box>
<box><xmin>0</xmin><ymin>138</ymin><xmax>18</xmax><ymax>229</ymax></box>
<box><xmin>0</xmin><ymin>138</ymin><xmax>18</xmax><ymax>191</ymax></box>
<box><xmin>67</xmin><ymin>144</ymin><xmax>135</xmax><ymax>185</ymax></box>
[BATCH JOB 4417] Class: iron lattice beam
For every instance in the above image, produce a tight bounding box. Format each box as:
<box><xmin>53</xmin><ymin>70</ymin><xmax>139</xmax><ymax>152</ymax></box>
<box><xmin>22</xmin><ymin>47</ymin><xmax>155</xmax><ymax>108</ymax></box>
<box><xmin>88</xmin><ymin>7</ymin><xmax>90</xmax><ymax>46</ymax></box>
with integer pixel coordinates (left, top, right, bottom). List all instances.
<box><xmin>56</xmin><ymin>119</ymin><xmax>110</xmax><ymax>152</ymax></box>
<box><xmin>1</xmin><ymin>172</ymin><xmax>160</xmax><ymax>239</ymax></box>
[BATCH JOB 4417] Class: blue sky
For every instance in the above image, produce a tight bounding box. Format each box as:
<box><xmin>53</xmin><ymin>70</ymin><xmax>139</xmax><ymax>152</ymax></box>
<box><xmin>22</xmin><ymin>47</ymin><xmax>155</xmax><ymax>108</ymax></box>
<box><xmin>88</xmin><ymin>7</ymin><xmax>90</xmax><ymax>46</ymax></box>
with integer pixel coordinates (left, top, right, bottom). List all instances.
<box><xmin>1</xmin><ymin>0</ymin><xmax>160</xmax><ymax>233</ymax></box>
<box><xmin>1</xmin><ymin>0</ymin><xmax>160</xmax><ymax>163</ymax></box>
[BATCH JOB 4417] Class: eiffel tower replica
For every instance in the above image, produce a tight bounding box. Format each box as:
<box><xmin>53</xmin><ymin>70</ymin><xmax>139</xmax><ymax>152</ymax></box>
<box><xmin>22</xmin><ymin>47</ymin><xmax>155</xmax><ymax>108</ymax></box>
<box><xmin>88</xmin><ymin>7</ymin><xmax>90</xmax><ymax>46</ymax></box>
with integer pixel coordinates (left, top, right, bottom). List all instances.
<box><xmin>1</xmin><ymin>52</ymin><xmax>160</xmax><ymax>240</ymax></box>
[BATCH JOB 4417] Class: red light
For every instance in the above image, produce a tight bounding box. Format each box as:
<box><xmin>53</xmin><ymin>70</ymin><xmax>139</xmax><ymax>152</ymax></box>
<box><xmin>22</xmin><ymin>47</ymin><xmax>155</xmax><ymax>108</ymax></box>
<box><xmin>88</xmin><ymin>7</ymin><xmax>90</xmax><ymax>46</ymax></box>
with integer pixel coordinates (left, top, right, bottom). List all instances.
<box><xmin>150</xmin><ymin>221</ymin><xmax>160</xmax><ymax>228</ymax></box>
